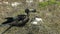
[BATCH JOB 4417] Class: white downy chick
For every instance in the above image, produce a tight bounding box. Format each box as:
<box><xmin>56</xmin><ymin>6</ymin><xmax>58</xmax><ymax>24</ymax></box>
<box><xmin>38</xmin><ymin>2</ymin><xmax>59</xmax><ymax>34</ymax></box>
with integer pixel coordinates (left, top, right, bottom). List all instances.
<box><xmin>31</xmin><ymin>17</ymin><xmax>43</xmax><ymax>25</ymax></box>
<box><xmin>35</xmin><ymin>17</ymin><xmax>43</xmax><ymax>22</ymax></box>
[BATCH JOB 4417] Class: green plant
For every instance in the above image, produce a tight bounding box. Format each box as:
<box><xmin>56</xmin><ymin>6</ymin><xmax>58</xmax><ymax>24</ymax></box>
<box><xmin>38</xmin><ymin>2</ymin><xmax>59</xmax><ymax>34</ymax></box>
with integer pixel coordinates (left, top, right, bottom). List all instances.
<box><xmin>38</xmin><ymin>0</ymin><xmax>57</xmax><ymax>8</ymax></box>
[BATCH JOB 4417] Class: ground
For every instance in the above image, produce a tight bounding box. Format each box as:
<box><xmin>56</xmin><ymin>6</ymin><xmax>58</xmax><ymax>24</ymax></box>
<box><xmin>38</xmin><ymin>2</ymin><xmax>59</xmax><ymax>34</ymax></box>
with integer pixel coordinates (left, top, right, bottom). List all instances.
<box><xmin>0</xmin><ymin>0</ymin><xmax>60</xmax><ymax>34</ymax></box>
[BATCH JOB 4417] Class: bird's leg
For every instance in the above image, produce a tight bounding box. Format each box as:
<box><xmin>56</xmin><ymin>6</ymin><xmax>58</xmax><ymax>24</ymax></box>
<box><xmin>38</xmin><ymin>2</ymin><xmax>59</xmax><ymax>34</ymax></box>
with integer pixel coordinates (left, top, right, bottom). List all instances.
<box><xmin>1</xmin><ymin>25</ymin><xmax>13</xmax><ymax>34</ymax></box>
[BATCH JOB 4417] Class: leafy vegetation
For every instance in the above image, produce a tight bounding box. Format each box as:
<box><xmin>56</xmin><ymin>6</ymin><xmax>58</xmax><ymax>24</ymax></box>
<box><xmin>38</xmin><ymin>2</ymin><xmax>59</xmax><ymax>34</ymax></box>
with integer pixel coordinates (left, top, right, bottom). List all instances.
<box><xmin>38</xmin><ymin>0</ymin><xmax>59</xmax><ymax>7</ymax></box>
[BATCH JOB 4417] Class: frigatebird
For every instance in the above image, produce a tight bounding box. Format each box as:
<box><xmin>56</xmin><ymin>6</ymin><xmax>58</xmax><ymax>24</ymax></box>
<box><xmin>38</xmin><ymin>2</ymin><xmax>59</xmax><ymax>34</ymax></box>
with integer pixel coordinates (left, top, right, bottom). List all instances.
<box><xmin>0</xmin><ymin>8</ymin><xmax>30</xmax><ymax>34</ymax></box>
<box><xmin>0</xmin><ymin>14</ymin><xmax>29</xmax><ymax>34</ymax></box>
<box><xmin>0</xmin><ymin>8</ymin><xmax>36</xmax><ymax>34</ymax></box>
